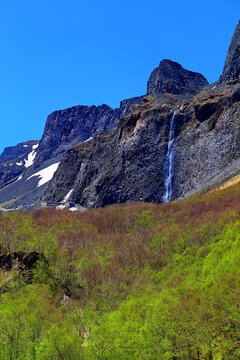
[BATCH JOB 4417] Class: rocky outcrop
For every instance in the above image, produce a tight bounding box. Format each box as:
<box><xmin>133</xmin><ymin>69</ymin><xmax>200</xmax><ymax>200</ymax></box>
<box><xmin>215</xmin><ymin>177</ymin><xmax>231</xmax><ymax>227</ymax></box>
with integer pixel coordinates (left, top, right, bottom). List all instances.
<box><xmin>119</xmin><ymin>95</ymin><xmax>145</xmax><ymax>118</ymax></box>
<box><xmin>220</xmin><ymin>21</ymin><xmax>240</xmax><ymax>83</ymax></box>
<box><xmin>147</xmin><ymin>59</ymin><xmax>208</xmax><ymax>97</ymax></box>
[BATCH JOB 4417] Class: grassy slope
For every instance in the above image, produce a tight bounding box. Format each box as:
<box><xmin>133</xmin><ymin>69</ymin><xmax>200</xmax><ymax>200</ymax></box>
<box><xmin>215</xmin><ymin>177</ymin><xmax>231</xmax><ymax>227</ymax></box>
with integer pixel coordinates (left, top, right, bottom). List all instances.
<box><xmin>1</xmin><ymin>183</ymin><xmax>240</xmax><ymax>358</ymax></box>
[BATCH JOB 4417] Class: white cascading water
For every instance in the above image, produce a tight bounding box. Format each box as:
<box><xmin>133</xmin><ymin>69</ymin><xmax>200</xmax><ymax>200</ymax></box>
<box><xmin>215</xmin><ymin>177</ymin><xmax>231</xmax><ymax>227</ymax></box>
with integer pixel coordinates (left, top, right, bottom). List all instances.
<box><xmin>162</xmin><ymin>112</ymin><xmax>176</xmax><ymax>203</ymax></box>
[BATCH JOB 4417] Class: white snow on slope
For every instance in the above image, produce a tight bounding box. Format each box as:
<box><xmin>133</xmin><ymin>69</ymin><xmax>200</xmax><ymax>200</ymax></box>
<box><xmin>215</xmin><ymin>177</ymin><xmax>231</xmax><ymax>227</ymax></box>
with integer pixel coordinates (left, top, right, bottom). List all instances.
<box><xmin>56</xmin><ymin>204</ymin><xmax>67</xmax><ymax>210</ymax></box>
<box><xmin>16</xmin><ymin>161</ymin><xmax>23</xmax><ymax>166</ymax></box>
<box><xmin>63</xmin><ymin>188</ymin><xmax>74</xmax><ymax>202</ymax></box>
<box><xmin>16</xmin><ymin>174</ymin><xmax>23</xmax><ymax>182</ymax></box>
<box><xmin>83</xmin><ymin>137</ymin><xmax>93</xmax><ymax>143</ymax></box>
<box><xmin>69</xmin><ymin>207</ymin><xmax>80</xmax><ymax>212</ymax></box>
<box><xmin>27</xmin><ymin>162</ymin><xmax>60</xmax><ymax>187</ymax></box>
<box><xmin>24</xmin><ymin>144</ymin><xmax>39</xmax><ymax>168</ymax></box>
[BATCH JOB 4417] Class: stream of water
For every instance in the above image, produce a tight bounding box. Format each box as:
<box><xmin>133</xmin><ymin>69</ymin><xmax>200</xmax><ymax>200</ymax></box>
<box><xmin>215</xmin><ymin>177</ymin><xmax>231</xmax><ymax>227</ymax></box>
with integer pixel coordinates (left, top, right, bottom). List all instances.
<box><xmin>162</xmin><ymin>113</ymin><xmax>176</xmax><ymax>203</ymax></box>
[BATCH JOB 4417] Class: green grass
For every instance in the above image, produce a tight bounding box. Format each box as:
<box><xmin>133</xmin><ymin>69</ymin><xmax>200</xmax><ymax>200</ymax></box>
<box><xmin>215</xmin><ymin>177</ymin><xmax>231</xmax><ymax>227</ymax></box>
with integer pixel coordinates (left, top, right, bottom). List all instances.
<box><xmin>1</xmin><ymin>183</ymin><xmax>240</xmax><ymax>358</ymax></box>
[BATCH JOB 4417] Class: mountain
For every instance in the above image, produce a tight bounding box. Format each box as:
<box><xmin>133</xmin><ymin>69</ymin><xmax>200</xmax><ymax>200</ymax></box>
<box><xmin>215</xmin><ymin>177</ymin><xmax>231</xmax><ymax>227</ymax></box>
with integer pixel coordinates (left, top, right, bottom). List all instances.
<box><xmin>1</xmin><ymin>21</ymin><xmax>239</xmax><ymax>210</ymax></box>
<box><xmin>44</xmin><ymin>21</ymin><xmax>240</xmax><ymax>208</ymax></box>
<box><xmin>43</xmin><ymin>69</ymin><xmax>209</xmax><ymax>206</ymax></box>
<box><xmin>0</xmin><ymin>59</ymin><xmax>207</xmax><ymax>209</ymax></box>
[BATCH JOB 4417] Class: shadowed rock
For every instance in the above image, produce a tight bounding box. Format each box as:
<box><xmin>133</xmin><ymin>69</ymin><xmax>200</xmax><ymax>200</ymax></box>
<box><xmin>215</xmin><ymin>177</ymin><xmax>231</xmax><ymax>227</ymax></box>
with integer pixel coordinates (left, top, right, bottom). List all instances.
<box><xmin>220</xmin><ymin>20</ymin><xmax>240</xmax><ymax>83</ymax></box>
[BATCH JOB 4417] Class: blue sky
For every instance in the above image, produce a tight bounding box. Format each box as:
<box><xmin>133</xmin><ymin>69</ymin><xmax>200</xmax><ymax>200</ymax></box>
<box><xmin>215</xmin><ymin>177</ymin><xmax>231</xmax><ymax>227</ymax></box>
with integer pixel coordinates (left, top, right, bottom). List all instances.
<box><xmin>0</xmin><ymin>0</ymin><xmax>239</xmax><ymax>153</ymax></box>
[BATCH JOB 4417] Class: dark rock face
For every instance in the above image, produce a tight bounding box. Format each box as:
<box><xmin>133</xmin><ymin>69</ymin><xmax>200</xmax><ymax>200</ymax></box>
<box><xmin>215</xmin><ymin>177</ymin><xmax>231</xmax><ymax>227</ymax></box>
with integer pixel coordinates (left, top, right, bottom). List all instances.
<box><xmin>33</xmin><ymin>98</ymin><xmax>145</xmax><ymax>169</ymax></box>
<box><xmin>44</xmin><ymin>98</ymin><xmax>175</xmax><ymax>206</ymax></box>
<box><xmin>220</xmin><ymin>21</ymin><xmax>240</xmax><ymax>83</ymax></box>
<box><xmin>0</xmin><ymin>97</ymin><xmax>144</xmax><ymax>208</ymax></box>
<box><xmin>173</xmin><ymin>83</ymin><xmax>240</xmax><ymax>198</ymax></box>
<box><xmin>45</xmin><ymin>80</ymin><xmax>240</xmax><ymax>208</ymax></box>
<box><xmin>33</xmin><ymin>104</ymin><xmax>119</xmax><ymax>168</ymax></box>
<box><xmin>0</xmin><ymin>141</ymin><xmax>39</xmax><ymax>189</ymax></box>
<box><xmin>147</xmin><ymin>59</ymin><xmax>208</xmax><ymax>97</ymax></box>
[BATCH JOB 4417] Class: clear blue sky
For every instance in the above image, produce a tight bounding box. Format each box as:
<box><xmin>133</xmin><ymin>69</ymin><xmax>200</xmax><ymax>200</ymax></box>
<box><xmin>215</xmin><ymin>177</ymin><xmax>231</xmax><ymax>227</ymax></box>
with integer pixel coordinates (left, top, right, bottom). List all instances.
<box><xmin>0</xmin><ymin>0</ymin><xmax>239</xmax><ymax>153</ymax></box>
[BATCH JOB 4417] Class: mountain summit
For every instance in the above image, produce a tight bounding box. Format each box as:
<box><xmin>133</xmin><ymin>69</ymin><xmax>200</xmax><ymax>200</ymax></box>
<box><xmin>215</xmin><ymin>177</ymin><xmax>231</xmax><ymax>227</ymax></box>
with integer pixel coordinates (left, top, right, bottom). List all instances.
<box><xmin>220</xmin><ymin>20</ymin><xmax>240</xmax><ymax>83</ymax></box>
<box><xmin>147</xmin><ymin>59</ymin><xmax>208</xmax><ymax>97</ymax></box>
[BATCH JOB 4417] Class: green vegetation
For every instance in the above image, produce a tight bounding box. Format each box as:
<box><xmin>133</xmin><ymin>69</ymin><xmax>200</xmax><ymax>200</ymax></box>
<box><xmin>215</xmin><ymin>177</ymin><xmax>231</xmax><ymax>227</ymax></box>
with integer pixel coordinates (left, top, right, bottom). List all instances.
<box><xmin>1</xmin><ymin>184</ymin><xmax>240</xmax><ymax>358</ymax></box>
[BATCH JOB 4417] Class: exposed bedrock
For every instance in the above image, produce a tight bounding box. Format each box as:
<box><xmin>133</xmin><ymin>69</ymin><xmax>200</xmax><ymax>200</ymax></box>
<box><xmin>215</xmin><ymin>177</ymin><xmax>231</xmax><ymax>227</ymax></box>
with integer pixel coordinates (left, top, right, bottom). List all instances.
<box><xmin>45</xmin><ymin>81</ymin><xmax>240</xmax><ymax>207</ymax></box>
<box><xmin>220</xmin><ymin>20</ymin><xmax>240</xmax><ymax>83</ymax></box>
<box><xmin>147</xmin><ymin>59</ymin><xmax>208</xmax><ymax>97</ymax></box>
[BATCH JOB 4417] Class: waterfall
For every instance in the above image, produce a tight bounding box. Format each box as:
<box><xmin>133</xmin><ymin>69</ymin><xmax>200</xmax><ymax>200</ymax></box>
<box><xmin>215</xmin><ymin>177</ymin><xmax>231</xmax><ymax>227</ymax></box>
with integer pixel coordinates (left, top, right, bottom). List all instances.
<box><xmin>162</xmin><ymin>112</ymin><xmax>176</xmax><ymax>203</ymax></box>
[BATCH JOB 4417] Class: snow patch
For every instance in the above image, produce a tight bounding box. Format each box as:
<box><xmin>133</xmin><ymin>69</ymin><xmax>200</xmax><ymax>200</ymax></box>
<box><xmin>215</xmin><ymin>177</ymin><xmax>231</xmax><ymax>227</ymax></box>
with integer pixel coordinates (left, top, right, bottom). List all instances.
<box><xmin>56</xmin><ymin>204</ymin><xmax>67</xmax><ymax>210</ymax></box>
<box><xmin>63</xmin><ymin>188</ymin><xmax>74</xmax><ymax>202</ymax></box>
<box><xmin>16</xmin><ymin>174</ymin><xmax>23</xmax><ymax>182</ymax></box>
<box><xmin>69</xmin><ymin>207</ymin><xmax>80</xmax><ymax>212</ymax></box>
<box><xmin>24</xmin><ymin>144</ymin><xmax>39</xmax><ymax>168</ymax></box>
<box><xmin>27</xmin><ymin>162</ymin><xmax>60</xmax><ymax>187</ymax></box>
<box><xmin>83</xmin><ymin>137</ymin><xmax>93</xmax><ymax>143</ymax></box>
<box><xmin>16</xmin><ymin>161</ymin><xmax>23</xmax><ymax>166</ymax></box>
<box><xmin>23</xmin><ymin>145</ymin><xmax>28</xmax><ymax>148</ymax></box>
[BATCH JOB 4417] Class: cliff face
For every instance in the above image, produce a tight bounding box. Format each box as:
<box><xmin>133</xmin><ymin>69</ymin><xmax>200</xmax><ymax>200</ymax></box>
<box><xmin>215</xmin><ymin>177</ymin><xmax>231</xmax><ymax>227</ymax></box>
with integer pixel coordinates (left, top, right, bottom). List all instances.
<box><xmin>45</xmin><ymin>21</ymin><xmax>240</xmax><ymax>208</ymax></box>
<box><xmin>147</xmin><ymin>59</ymin><xmax>208</xmax><ymax>97</ymax></box>
<box><xmin>220</xmin><ymin>21</ymin><xmax>240</xmax><ymax>83</ymax></box>
<box><xmin>119</xmin><ymin>96</ymin><xmax>145</xmax><ymax>118</ymax></box>
<box><xmin>33</xmin><ymin>104</ymin><xmax>119</xmax><ymax>168</ymax></box>
<box><xmin>44</xmin><ymin>82</ymin><xmax>240</xmax><ymax>207</ymax></box>
<box><xmin>33</xmin><ymin>96</ymin><xmax>145</xmax><ymax>169</ymax></box>
<box><xmin>44</xmin><ymin>97</ymin><xmax>173</xmax><ymax>206</ymax></box>
<box><xmin>173</xmin><ymin>83</ymin><xmax>240</xmax><ymax>198</ymax></box>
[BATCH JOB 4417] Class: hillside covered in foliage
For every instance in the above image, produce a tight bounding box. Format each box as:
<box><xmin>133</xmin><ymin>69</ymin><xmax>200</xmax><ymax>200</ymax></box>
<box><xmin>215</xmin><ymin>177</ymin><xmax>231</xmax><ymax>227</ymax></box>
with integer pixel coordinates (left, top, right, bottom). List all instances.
<box><xmin>0</xmin><ymin>182</ymin><xmax>240</xmax><ymax>359</ymax></box>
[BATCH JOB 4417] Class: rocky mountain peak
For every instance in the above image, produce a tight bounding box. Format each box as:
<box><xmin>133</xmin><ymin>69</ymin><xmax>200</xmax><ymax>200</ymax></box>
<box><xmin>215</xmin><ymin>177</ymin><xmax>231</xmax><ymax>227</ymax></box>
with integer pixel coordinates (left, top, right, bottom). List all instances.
<box><xmin>220</xmin><ymin>20</ymin><xmax>240</xmax><ymax>83</ymax></box>
<box><xmin>147</xmin><ymin>59</ymin><xmax>208</xmax><ymax>97</ymax></box>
